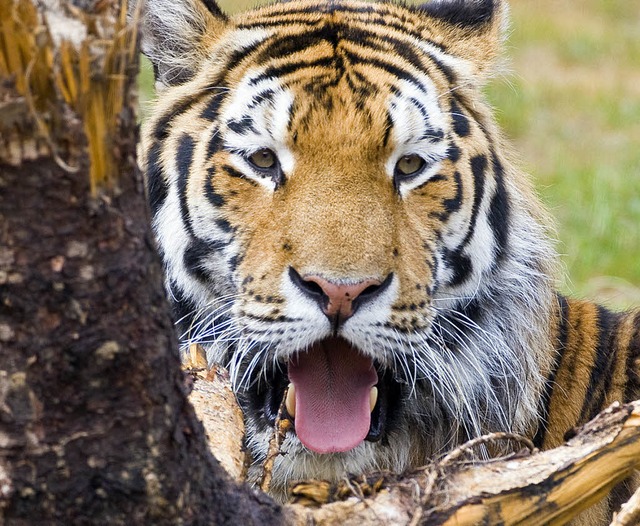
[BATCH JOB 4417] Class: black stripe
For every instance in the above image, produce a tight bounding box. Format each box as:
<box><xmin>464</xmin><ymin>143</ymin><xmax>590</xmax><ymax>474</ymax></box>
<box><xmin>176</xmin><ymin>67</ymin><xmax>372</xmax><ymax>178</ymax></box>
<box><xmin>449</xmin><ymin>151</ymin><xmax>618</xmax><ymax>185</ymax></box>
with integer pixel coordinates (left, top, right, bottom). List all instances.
<box><xmin>228</xmin><ymin>254</ymin><xmax>242</xmax><ymax>274</ymax></box>
<box><xmin>408</xmin><ymin>97</ymin><xmax>445</xmax><ymax>142</ymax></box>
<box><xmin>447</xmin><ymin>143</ymin><xmax>461</xmax><ymax>163</ymax></box>
<box><xmin>345</xmin><ymin>72</ymin><xmax>374</xmax><ymax>108</ymax></box>
<box><xmin>343</xmin><ymin>50</ymin><xmax>428</xmax><ymax>92</ymax></box>
<box><xmin>205</xmin><ymin>167</ymin><xmax>225</xmax><ymax>207</ymax></box>
<box><xmin>222</xmin><ymin>165</ymin><xmax>255</xmax><ymax>184</ymax></box>
<box><xmin>426</xmin><ymin>174</ymin><xmax>447</xmax><ymax>185</ymax></box>
<box><xmin>153</xmin><ymin>99</ymin><xmax>196</xmax><ymax>142</ymax></box>
<box><xmin>421</xmin><ymin>52</ymin><xmax>456</xmax><ymax>85</ymax></box>
<box><xmin>556</xmin><ymin>295</ymin><xmax>571</xmax><ymax>353</ymax></box>
<box><xmin>488</xmin><ymin>153</ymin><xmax>510</xmax><ymax>263</ymax></box>
<box><xmin>249</xmin><ymin>56</ymin><xmax>336</xmax><ymax>85</ymax></box>
<box><xmin>459</xmin><ymin>155</ymin><xmax>487</xmax><ymax>248</ymax></box>
<box><xmin>238</xmin><ymin>17</ymin><xmax>320</xmax><ymax>29</ymax></box>
<box><xmin>337</xmin><ymin>27</ymin><xmax>454</xmax><ymax>84</ymax></box>
<box><xmin>253</xmin><ymin>27</ymin><xmax>337</xmax><ymax>64</ymax></box>
<box><xmin>460</xmin><ymin>297</ymin><xmax>483</xmax><ymax>324</ymax></box>
<box><xmin>382</xmin><ymin>110</ymin><xmax>393</xmax><ymax>148</ymax></box>
<box><xmin>418</xmin><ymin>0</ymin><xmax>496</xmax><ymax>28</ymax></box>
<box><xmin>227</xmin><ymin>116</ymin><xmax>258</xmax><ymax>135</ymax></box>
<box><xmin>234</xmin><ymin>5</ymin><xmax>458</xmax><ymax>89</ymax></box>
<box><xmin>248</xmin><ymin>89</ymin><xmax>277</xmax><ymax>109</ymax></box>
<box><xmin>200</xmin><ymin>0</ymin><xmax>227</xmax><ymax>20</ymax></box>
<box><xmin>183</xmin><ymin>238</ymin><xmax>230</xmax><ymax>284</ymax></box>
<box><xmin>424</xmin><ymin>169</ymin><xmax>463</xmax><ymax>219</ymax></box>
<box><xmin>442</xmin><ymin>247</ymin><xmax>473</xmax><ymax>287</ymax></box>
<box><xmin>235</xmin><ymin>3</ymin><xmax>358</xmax><ymax>22</ymax></box>
<box><xmin>215</xmin><ymin>218</ymin><xmax>234</xmax><ymax>233</ymax></box>
<box><xmin>201</xmin><ymin>39</ymin><xmax>268</xmax><ymax>118</ymax></box>
<box><xmin>451</xmin><ymin>99</ymin><xmax>471</xmax><ymax>137</ymax></box>
<box><xmin>239</xmin><ymin>5</ymin><xmax>449</xmax><ymax>53</ymax></box>
<box><xmin>344</xmin><ymin>71</ymin><xmax>373</xmax><ymax>98</ymax></box>
<box><xmin>145</xmin><ymin>141</ymin><xmax>168</xmax><ymax>217</ymax></box>
<box><xmin>155</xmin><ymin>39</ymin><xmax>265</xmax><ymax>135</ymax></box>
<box><xmin>201</xmin><ymin>91</ymin><xmax>226</xmax><ymax>122</ymax></box>
<box><xmin>374</xmin><ymin>32</ymin><xmax>453</xmax><ymax>83</ymax></box>
<box><xmin>434</xmin><ymin>298</ymin><xmax>483</xmax><ymax>350</ymax></box>
<box><xmin>442</xmin><ymin>171</ymin><xmax>464</xmax><ymax>216</ymax></box>
<box><xmin>176</xmin><ymin>134</ymin><xmax>196</xmax><ymax>236</ymax></box>
<box><xmin>302</xmin><ymin>75</ymin><xmax>341</xmax><ymax>98</ymax></box>
<box><xmin>407</xmin><ymin>94</ymin><xmax>430</xmax><ymax>119</ymax></box>
<box><xmin>580</xmin><ymin>306</ymin><xmax>619</xmax><ymax>421</ymax></box>
<box><xmin>625</xmin><ymin>312</ymin><xmax>640</xmax><ymax>403</ymax></box>
<box><xmin>170</xmin><ymin>281</ymin><xmax>199</xmax><ymax>334</ymax></box>
<box><xmin>533</xmin><ymin>294</ymin><xmax>570</xmax><ymax>448</ymax></box>
<box><xmin>223</xmin><ymin>41</ymin><xmax>269</xmax><ymax>78</ymax></box>
<box><xmin>207</xmin><ymin>130</ymin><xmax>223</xmax><ymax>159</ymax></box>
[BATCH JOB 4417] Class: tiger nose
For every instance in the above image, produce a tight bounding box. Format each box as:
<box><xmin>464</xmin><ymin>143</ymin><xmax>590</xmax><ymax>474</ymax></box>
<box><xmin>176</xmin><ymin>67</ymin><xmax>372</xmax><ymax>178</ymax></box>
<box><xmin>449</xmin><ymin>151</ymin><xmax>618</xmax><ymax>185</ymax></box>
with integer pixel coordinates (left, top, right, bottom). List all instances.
<box><xmin>288</xmin><ymin>267</ymin><xmax>393</xmax><ymax>322</ymax></box>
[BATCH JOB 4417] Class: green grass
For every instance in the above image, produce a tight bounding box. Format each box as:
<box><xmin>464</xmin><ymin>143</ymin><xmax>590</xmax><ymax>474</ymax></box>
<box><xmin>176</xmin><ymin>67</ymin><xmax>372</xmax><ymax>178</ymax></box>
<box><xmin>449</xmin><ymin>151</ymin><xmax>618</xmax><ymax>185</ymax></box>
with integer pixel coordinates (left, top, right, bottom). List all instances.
<box><xmin>140</xmin><ymin>0</ymin><xmax>640</xmax><ymax>309</ymax></box>
<box><xmin>486</xmin><ymin>0</ymin><xmax>640</xmax><ymax>308</ymax></box>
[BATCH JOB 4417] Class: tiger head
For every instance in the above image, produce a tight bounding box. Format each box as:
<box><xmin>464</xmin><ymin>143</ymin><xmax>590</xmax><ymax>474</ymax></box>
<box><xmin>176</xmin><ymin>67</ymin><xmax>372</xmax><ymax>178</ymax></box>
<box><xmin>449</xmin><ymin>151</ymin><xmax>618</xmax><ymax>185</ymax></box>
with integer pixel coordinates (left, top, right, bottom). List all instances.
<box><xmin>137</xmin><ymin>0</ymin><xmax>558</xmax><ymax>498</ymax></box>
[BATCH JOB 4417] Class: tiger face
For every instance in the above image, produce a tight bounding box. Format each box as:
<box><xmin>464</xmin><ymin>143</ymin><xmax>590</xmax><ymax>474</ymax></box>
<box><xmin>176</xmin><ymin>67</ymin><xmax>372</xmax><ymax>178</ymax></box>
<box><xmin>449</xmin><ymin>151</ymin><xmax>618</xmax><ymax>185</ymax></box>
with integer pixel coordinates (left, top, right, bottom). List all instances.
<box><xmin>137</xmin><ymin>0</ymin><xmax>558</xmax><ymax>498</ymax></box>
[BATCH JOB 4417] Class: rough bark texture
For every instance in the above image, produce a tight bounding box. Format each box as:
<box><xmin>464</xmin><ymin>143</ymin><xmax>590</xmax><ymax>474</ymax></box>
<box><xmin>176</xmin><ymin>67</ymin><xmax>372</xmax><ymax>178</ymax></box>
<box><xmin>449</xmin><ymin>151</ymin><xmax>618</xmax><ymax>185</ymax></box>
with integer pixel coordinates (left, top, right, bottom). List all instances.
<box><xmin>0</xmin><ymin>0</ymin><xmax>282</xmax><ymax>523</ymax></box>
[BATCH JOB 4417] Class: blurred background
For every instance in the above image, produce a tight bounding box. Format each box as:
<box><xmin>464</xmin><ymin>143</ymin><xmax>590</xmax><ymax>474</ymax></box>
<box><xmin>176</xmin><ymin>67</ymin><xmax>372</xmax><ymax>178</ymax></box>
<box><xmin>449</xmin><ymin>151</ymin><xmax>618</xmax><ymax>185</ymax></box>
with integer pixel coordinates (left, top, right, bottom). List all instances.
<box><xmin>139</xmin><ymin>0</ymin><xmax>640</xmax><ymax>310</ymax></box>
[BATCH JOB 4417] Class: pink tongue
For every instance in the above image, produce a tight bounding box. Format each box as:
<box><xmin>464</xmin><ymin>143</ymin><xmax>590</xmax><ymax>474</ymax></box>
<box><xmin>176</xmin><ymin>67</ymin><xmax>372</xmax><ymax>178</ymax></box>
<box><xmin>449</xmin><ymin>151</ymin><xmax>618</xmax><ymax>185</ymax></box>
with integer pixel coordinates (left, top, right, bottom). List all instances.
<box><xmin>288</xmin><ymin>338</ymin><xmax>378</xmax><ymax>454</ymax></box>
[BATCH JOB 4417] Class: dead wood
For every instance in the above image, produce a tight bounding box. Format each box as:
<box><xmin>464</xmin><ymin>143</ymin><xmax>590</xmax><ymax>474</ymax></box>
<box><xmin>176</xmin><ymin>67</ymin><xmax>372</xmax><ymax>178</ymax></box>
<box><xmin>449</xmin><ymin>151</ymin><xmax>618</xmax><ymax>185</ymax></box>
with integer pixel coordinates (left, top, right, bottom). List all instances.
<box><xmin>184</xmin><ymin>346</ymin><xmax>247</xmax><ymax>482</ymax></box>
<box><xmin>610</xmin><ymin>484</ymin><xmax>640</xmax><ymax>526</ymax></box>
<box><xmin>286</xmin><ymin>401</ymin><xmax>640</xmax><ymax>525</ymax></box>
<box><xmin>193</xmin><ymin>368</ymin><xmax>640</xmax><ymax>526</ymax></box>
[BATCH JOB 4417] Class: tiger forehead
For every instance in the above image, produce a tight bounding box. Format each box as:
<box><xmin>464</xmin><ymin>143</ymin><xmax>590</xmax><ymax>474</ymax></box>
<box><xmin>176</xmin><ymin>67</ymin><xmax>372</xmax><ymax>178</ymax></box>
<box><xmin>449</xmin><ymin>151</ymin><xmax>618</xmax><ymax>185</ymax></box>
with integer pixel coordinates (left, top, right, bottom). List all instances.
<box><xmin>235</xmin><ymin>0</ymin><xmax>433</xmax><ymax>34</ymax></box>
<box><xmin>289</xmin><ymin>92</ymin><xmax>392</xmax><ymax>155</ymax></box>
<box><xmin>224</xmin><ymin>1</ymin><xmax>455</xmax><ymax>90</ymax></box>
<box><xmin>213</xmin><ymin>8</ymin><xmax>454</xmax><ymax>152</ymax></box>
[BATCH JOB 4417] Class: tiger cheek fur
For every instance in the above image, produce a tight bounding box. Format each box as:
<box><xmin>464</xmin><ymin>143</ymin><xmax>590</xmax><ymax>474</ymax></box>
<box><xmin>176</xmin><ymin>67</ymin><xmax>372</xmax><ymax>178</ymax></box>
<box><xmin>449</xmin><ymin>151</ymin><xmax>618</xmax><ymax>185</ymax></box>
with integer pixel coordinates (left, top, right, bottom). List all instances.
<box><xmin>135</xmin><ymin>0</ymin><xmax>640</xmax><ymax>520</ymax></box>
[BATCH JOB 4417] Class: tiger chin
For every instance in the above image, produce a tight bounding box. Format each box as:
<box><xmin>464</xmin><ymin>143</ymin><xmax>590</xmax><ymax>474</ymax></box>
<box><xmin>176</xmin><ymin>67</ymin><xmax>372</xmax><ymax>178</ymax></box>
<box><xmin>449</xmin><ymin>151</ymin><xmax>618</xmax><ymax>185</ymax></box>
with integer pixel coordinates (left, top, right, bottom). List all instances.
<box><xmin>133</xmin><ymin>0</ymin><xmax>640</xmax><ymax>520</ymax></box>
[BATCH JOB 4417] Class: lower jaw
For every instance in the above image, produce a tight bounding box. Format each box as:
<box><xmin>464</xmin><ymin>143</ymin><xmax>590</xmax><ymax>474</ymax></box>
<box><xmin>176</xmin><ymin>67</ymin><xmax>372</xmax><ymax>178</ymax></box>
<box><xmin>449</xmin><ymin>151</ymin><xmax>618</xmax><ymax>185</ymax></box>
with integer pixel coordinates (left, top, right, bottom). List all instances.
<box><xmin>249</xmin><ymin>433</ymin><xmax>380</xmax><ymax>499</ymax></box>
<box><xmin>244</xmin><ymin>344</ymin><xmax>402</xmax><ymax>452</ymax></box>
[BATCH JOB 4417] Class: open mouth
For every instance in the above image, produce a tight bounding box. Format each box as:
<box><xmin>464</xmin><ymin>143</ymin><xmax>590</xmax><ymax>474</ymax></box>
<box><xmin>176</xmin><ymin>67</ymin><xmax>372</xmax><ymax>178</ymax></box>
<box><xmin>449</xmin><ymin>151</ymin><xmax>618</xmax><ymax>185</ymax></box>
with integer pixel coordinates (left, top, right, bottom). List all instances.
<box><xmin>253</xmin><ymin>337</ymin><xmax>401</xmax><ymax>454</ymax></box>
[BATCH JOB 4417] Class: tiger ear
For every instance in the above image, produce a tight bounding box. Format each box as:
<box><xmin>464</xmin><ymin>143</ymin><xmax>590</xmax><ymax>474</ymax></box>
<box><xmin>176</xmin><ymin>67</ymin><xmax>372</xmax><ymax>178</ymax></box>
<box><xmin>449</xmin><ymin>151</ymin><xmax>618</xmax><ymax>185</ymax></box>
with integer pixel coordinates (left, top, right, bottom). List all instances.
<box><xmin>417</xmin><ymin>0</ymin><xmax>508</xmax><ymax>81</ymax></box>
<box><xmin>130</xmin><ymin>0</ymin><xmax>228</xmax><ymax>88</ymax></box>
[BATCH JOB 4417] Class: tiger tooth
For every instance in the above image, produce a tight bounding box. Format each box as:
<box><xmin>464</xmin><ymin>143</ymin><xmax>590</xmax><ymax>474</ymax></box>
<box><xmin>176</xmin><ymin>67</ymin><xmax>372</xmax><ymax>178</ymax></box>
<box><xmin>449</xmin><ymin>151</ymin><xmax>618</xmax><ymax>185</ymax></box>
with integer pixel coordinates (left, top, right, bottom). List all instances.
<box><xmin>370</xmin><ymin>386</ymin><xmax>378</xmax><ymax>413</ymax></box>
<box><xmin>285</xmin><ymin>383</ymin><xmax>296</xmax><ymax>418</ymax></box>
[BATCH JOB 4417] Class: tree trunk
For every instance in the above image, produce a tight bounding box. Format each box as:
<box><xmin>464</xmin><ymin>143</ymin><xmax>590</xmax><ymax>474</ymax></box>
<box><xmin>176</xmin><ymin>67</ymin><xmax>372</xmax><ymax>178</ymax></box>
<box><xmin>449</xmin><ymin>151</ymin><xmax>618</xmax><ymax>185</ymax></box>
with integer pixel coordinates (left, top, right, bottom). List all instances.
<box><xmin>0</xmin><ymin>0</ymin><xmax>281</xmax><ymax>523</ymax></box>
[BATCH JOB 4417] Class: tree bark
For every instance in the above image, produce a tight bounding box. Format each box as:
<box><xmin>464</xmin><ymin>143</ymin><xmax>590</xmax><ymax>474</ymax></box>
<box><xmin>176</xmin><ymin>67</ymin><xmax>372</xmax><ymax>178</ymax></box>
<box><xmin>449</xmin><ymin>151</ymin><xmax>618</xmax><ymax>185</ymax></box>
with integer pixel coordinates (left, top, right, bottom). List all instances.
<box><xmin>0</xmin><ymin>0</ymin><xmax>282</xmax><ymax>523</ymax></box>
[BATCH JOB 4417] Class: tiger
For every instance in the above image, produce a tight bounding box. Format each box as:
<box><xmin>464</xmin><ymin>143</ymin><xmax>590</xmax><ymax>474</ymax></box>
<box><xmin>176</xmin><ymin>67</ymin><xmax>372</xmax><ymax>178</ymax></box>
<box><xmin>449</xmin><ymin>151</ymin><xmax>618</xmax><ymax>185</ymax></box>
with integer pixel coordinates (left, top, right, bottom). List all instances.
<box><xmin>133</xmin><ymin>0</ymin><xmax>640</xmax><ymax>522</ymax></box>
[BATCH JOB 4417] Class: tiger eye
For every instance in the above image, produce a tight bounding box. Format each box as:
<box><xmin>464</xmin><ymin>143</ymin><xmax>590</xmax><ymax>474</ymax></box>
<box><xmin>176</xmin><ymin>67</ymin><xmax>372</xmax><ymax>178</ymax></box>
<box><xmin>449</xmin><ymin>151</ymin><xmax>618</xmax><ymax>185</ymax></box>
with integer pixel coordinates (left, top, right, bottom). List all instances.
<box><xmin>396</xmin><ymin>154</ymin><xmax>426</xmax><ymax>176</ymax></box>
<box><xmin>249</xmin><ymin>149</ymin><xmax>277</xmax><ymax>170</ymax></box>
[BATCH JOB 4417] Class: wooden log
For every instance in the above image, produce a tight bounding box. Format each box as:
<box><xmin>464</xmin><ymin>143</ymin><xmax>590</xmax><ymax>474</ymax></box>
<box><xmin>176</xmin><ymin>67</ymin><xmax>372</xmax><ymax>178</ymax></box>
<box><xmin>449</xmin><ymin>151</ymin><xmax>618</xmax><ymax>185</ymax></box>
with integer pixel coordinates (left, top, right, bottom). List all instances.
<box><xmin>610</xmin><ymin>485</ymin><xmax>640</xmax><ymax>526</ymax></box>
<box><xmin>184</xmin><ymin>345</ymin><xmax>247</xmax><ymax>482</ymax></box>
<box><xmin>192</xmin><ymin>366</ymin><xmax>640</xmax><ymax>526</ymax></box>
<box><xmin>286</xmin><ymin>402</ymin><xmax>640</xmax><ymax>525</ymax></box>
